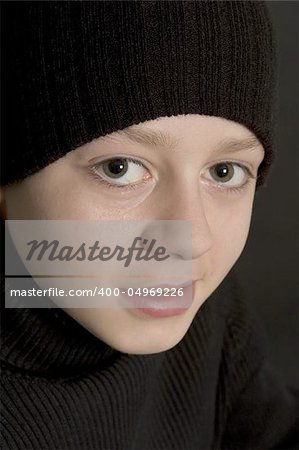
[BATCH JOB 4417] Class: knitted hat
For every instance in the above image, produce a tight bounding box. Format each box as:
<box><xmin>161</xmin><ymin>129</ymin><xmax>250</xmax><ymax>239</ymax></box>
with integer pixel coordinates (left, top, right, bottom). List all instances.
<box><xmin>1</xmin><ymin>1</ymin><xmax>278</xmax><ymax>189</ymax></box>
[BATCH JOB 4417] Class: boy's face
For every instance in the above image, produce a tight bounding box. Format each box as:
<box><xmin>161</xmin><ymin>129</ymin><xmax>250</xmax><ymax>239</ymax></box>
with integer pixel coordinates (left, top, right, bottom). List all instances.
<box><xmin>2</xmin><ymin>114</ymin><xmax>264</xmax><ymax>354</ymax></box>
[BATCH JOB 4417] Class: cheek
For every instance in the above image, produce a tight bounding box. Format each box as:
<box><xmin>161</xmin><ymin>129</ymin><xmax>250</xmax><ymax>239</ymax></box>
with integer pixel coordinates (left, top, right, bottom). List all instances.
<box><xmin>4</xmin><ymin>178</ymin><xmax>62</xmax><ymax>220</ymax></box>
<box><xmin>210</xmin><ymin>194</ymin><xmax>254</xmax><ymax>273</ymax></box>
<box><xmin>24</xmin><ymin>164</ymin><xmax>154</xmax><ymax>220</ymax></box>
<box><xmin>3</xmin><ymin>166</ymin><xmax>128</xmax><ymax>220</ymax></box>
<box><xmin>4</xmin><ymin>183</ymin><xmax>35</xmax><ymax>219</ymax></box>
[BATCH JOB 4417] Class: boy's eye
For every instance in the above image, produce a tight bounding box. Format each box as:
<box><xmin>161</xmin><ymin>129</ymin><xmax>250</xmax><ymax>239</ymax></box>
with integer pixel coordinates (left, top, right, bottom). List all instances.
<box><xmin>91</xmin><ymin>157</ymin><xmax>150</xmax><ymax>187</ymax></box>
<box><xmin>90</xmin><ymin>158</ymin><xmax>254</xmax><ymax>193</ymax></box>
<box><xmin>206</xmin><ymin>162</ymin><xmax>254</xmax><ymax>189</ymax></box>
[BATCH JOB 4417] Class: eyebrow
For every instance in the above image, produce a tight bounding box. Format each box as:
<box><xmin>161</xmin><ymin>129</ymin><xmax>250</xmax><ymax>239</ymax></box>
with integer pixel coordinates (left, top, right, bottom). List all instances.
<box><xmin>117</xmin><ymin>127</ymin><xmax>264</xmax><ymax>155</ymax></box>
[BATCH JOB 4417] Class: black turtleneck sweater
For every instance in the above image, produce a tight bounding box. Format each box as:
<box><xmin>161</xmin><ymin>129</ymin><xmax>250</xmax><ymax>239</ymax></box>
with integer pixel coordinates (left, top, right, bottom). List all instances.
<box><xmin>1</xmin><ymin>271</ymin><xmax>299</xmax><ymax>450</ymax></box>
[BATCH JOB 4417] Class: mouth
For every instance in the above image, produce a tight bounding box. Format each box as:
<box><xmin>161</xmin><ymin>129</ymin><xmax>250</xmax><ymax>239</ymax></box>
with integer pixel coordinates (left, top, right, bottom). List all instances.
<box><xmin>119</xmin><ymin>280</ymin><xmax>197</xmax><ymax>318</ymax></box>
<box><xmin>118</xmin><ymin>279</ymin><xmax>196</xmax><ymax>289</ymax></box>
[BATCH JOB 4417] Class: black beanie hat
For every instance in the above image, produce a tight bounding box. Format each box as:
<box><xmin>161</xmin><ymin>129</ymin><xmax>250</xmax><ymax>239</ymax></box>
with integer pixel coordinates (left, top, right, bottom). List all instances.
<box><xmin>1</xmin><ymin>1</ymin><xmax>278</xmax><ymax>189</ymax></box>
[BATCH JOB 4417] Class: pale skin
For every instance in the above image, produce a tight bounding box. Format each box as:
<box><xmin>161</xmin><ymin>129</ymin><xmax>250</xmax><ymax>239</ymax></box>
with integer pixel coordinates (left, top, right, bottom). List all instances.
<box><xmin>1</xmin><ymin>114</ymin><xmax>265</xmax><ymax>354</ymax></box>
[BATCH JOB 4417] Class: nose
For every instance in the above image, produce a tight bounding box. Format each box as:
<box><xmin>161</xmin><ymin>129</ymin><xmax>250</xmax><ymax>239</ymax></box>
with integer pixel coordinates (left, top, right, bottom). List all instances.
<box><xmin>145</xmin><ymin>182</ymin><xmax>213</xmax><ymax>261</ymax></box>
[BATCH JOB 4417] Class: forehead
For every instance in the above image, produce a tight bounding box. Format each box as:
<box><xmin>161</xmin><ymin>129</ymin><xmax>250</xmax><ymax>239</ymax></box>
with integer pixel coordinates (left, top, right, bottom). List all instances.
<box><xmin>111</xmin><ymin>115</ymin><xmax>264</xmax><ymax>156</ymax></box>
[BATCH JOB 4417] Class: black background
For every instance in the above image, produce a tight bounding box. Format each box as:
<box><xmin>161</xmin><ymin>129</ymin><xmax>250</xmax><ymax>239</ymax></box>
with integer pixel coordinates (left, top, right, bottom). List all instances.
<box><xmin>235</xmin><ymin>1</ymin><xmax>299</xmax><ymax>388</ymax></box>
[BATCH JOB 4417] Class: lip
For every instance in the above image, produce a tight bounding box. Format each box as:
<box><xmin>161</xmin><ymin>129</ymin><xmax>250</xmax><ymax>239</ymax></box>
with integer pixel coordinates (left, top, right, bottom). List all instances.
<box><xmin>119</xmin><ymin>279</ymin><xmax>194</xmax><ymax>289</ymax></box>
<box><xmin>120</xmin><ymin>281</ymin><xmax>196</xmax><ymax>318</ymax></box>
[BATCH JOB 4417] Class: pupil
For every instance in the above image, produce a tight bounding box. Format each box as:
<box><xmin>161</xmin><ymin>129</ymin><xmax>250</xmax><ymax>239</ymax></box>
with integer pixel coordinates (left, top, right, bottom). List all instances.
<box><xmin>215</xmin><ymin>163</ymin><xmax>230</xmax><ymax>179</ymax></box>
<box><xmin>104</xmin><ymin>159</ymin><xmax>128</xmax><ymax>178</ymax></box>
<box><xmin>109</xmin><ymin>160</ymin><xmax>125</xmax><ymax>174</ymax></box>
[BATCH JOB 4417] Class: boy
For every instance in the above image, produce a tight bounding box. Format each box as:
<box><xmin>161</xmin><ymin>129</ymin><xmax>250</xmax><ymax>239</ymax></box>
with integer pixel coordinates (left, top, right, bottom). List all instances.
<box><xmin>1</xmin><ymin>1</ymin><xmax>298</xmax><ymax>449</ymax></box>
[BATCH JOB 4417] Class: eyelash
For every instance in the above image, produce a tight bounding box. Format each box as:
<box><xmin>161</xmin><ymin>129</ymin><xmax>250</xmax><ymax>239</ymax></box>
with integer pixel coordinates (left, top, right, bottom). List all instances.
<box><xmin>89</xmin><ymin>158</ymin><xmax>256</xmax><ymax>194</ymax></box>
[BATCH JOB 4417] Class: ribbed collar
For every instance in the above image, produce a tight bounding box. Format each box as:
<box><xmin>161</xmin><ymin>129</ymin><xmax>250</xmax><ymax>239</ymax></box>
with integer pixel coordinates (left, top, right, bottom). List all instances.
<box><xmin>1</xmin><ymin>276</ymin><xmax>120</xmax><ymax>376</ymax></box>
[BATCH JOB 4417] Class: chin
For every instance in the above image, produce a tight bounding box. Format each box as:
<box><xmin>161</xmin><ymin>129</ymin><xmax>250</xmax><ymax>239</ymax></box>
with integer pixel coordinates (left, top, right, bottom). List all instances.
<box><xmin>67</xmin><ymin>306</ymin><xmax>195</xmax><ymax>355</ymax></box>
<box><xmin>102</xmin><ymin>322</ymin><xmax>191</xmax><ymax>355</ymax></box>
<box><xmin>110</xmin><ymin>337</ymin><xmax>183</xmax><ymax>355</ymax></box>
